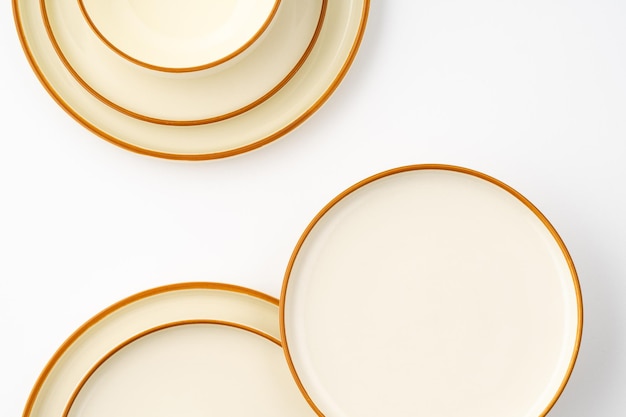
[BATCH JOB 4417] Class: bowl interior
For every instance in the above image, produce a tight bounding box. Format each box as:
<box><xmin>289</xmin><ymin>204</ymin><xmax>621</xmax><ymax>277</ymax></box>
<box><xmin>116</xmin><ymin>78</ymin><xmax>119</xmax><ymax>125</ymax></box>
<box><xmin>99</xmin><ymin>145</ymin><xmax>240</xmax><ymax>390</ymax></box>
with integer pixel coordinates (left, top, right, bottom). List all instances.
<box><xmin>79</xmin><ymin>0</ymin><xmax>280</xmax><ymax>71</ymax></box>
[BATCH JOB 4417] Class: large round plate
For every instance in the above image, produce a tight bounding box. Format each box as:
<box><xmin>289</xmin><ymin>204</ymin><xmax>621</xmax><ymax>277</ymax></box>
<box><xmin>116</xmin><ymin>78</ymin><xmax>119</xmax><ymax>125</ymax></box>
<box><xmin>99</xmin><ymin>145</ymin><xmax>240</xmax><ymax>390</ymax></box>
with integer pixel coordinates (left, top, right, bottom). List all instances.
<box><xmin>13</xmin><ymin>0</ymin><xmax>369</xmax><ymax>159</ymax></box>
<box><xmin>281</xmin><ymin>165</ymin><xmax>583</xmax><ymax>417</ymax></box>
<box><xmin>24</xmin><ymin>283</ymin><xmax>318</xmax><ymax>417</ymax></box>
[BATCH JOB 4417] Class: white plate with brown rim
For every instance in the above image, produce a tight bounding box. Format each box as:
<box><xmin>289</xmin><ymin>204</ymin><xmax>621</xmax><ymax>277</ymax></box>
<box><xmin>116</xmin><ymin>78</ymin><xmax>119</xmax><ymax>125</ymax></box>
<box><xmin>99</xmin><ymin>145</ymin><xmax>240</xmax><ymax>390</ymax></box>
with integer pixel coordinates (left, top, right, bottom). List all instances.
<box><xmin>13</xmin><ymin>0</ymin><xmax>369</xmax><ymax>159</ymax></box>
<box><xmin>42</xmin><ymin>0</ymin><xmax>324</xmax><ymax>124</ymax></box>
<box><xmin>23</xmin><ymin>283</ymin><xmax>318</xmax><ymax>417</ymax></box>
<box><xmin>280</xmin><ymin>164</ymin><xmax>583</xmax><ymax>417</ymax></box>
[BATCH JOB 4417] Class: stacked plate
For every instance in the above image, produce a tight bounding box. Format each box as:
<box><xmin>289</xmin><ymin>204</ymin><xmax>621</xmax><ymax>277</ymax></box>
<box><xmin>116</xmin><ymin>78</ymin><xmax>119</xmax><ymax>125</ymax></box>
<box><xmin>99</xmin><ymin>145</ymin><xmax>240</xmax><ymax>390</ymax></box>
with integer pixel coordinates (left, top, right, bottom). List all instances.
<box><xmin>22</xmin><ymin>165</ymin><xmax>582</xmax><ymax>417</ymax></box>
<box><xmin>13</xmin><ymin>0</ymin><xmax>369</xmax><ymax>159</ymax></box>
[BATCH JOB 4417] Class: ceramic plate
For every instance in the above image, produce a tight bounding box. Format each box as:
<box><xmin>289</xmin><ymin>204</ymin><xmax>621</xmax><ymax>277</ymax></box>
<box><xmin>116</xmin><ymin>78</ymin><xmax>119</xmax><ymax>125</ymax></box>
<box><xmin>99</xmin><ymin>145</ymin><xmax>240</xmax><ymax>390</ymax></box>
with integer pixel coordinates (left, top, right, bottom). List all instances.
<box><xmin>281</xmin><ymin>165</ymin><xmax>583</xmax><ymax>417</ymax></box>
<box><xmin>14</xmin><ymin>0</ymin><xmax>368</xmax><ymax>159</ymax></box>
<box><xmin>42</xmin><ymin>0</ymin><xmax>324</xmax><ymax>124</ymax></box>
<box><xmin>24</xmin><ymin>283</ymin><xmax>317</xmax><ymax>417</ymax></box>
<box><xmin>79</xmin><ymin>0</ymin><xmax>280</xmax><ymax>72</ymax></box>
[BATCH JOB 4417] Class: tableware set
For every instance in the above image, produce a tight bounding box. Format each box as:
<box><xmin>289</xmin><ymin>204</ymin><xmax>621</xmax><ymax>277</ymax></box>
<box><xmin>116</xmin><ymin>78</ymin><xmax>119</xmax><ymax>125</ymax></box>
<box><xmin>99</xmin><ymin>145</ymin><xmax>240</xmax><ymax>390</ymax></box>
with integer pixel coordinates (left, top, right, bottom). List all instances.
<box><xmin>14</xmin><ymin>1</ymin><xmax>582</xmax><ymax>417</ymax></box>
<box><xmin>14</xmin><ymin>0</ymin><xmax>368</xmax><ymax>159</ymax></box>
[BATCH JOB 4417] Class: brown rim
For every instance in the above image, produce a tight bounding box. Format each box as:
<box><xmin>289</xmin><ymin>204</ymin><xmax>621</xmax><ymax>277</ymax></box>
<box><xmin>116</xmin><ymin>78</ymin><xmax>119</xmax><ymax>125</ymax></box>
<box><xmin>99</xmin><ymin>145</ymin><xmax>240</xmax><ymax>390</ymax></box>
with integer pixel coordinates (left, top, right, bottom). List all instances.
<box><xmin>77</xmin><ymin>0</ymin><xmax>282</xmax><ymax>73</ymax></box>
<box><xmin>13</xmin><ymin>0</ymin><xmax>369</xmax><ymax>160</ymax></box>
<box><xmin>22</xmin><ymin>282</ymin><xmax>278</xmax><ymax>417</ymax></box>
<box><xmin>40</xmin><ymin>0</ymin><xmax>326</xmax><ymax>126</ymax></box>
<box><xmin>62</xmin><ymin>319</ymin><xmax>281</xmax><ymax>417</ymax></box>
<box><xmin>279</xmin><ymin>164</ymin><xmax>584</xmax><ymax>417</ymax></box>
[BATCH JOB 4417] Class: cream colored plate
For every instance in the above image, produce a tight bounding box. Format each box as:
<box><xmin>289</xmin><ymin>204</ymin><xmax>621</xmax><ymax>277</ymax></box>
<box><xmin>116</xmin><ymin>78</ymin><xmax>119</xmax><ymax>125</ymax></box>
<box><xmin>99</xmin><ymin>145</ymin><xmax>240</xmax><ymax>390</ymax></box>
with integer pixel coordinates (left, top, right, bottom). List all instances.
<box><xmin>14</xmin><ymin>0</ymin><xmax>368</xmax><ymax>159</ymax></box>
<box><xmin>281</xmin><ymin>165</ymin><xmax>583</xmax><ymax>417</ymax></box>
<box><xmin>43</xmin><ymin>0</ymin><xmax>322</xmax><ymax>124</ymax></box>
<box><xmin>23</xmin><ymin>283</ymin><xmax>317</xmax><ymax>417</ymax></box>
<box><xmin>79</xmin><ymin>0</ymin><xmax>280</xmax><ymax>72</ymax></box>
<box><xmin>43</xmin><ymin>0</ymin><xmax>323</xmax><ymax>124</ymax></box>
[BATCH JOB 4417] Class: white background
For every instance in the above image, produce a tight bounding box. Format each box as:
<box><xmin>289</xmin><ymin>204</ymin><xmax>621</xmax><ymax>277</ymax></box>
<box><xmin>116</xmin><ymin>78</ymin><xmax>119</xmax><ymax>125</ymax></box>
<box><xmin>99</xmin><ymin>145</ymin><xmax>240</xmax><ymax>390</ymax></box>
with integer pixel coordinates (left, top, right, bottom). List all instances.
<box><xmin>1</xmin><ymin>0</ymin><xmax>625</xmax><ymax>415</ymax></box>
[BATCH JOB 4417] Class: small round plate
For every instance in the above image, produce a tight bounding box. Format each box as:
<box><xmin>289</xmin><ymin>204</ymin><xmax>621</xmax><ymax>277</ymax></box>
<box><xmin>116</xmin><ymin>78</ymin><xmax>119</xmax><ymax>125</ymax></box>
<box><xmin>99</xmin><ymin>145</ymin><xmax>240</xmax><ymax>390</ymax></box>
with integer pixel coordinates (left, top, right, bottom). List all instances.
<box><xmin>79</xmin><ymin>0</ymin><xmax>280</xmax><ymax>72</ymax></box>
<box><xmin>23</xmin><ymin>283</ymin><xmax>318</xmax><ymax>417</ymax></box>
<box><xmin>281</xmin><ymin>165</ymin><xmax>583</xmax><ymax>417</ymax></box>
<box><xmin>42</xmin><ymin>0</ymin><xmax>324</xmax><ymax>124</ymax></box>
<box><xmin>14</xmin><ymin>0</ymin><xmax>369</xmax><ymax>159</ymax></box>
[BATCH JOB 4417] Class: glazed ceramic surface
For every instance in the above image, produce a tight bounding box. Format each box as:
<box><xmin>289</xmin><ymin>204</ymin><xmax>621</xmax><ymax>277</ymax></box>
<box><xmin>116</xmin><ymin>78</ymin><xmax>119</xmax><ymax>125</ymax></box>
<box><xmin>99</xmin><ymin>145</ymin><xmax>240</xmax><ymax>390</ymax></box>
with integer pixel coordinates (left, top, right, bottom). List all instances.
<box><xmin>24</xmin><ymin>283</ymin><xmax>317</xmax><ymax>417</ymax></box>
<box><xmin>281</xmin><ymin>165</ymin><xmax>582</xmax><ymax>417</ymax></box>
<box><xmin>79</xmin><ymin>0</ymin><xmax>280</xmax><ymax>71</ymax></box>
<box><xmin>14</xmin><ymin>0</ymin><xmax>369</xmax><ymax>159</ymax></box>
<box><xmin>43</xmin><ymin>0</ymin><xmax>323</xmax><ymax>123</ymax></box>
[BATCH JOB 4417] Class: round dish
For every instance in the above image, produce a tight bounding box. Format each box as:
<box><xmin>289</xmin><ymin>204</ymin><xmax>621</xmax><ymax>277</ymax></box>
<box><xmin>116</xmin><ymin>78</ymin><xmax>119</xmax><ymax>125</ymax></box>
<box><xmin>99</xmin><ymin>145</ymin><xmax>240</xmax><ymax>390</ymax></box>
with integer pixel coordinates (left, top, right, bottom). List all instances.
<box><xmin>43</xmin><ymin>0</ymin><xmax>325</xmax><ymax>124</ymax></box>
<box><xmin>78</xmin><ymin>0</ymin><xmax>281</xmax><ymax>72</ymax></box>
<box><xmin>281</xmin><ymin>165</ymin><xmax>583</xmax><ymax>417</ymax></box>
<box><xmin>14</xmin><ymin>0</ymin><xmax>369</xmax><ymax>159</ymax></box>
<box><xmin>24</xmin><ymin>283</ymin><xmax>318</xmax><ymax>417</ymax></box>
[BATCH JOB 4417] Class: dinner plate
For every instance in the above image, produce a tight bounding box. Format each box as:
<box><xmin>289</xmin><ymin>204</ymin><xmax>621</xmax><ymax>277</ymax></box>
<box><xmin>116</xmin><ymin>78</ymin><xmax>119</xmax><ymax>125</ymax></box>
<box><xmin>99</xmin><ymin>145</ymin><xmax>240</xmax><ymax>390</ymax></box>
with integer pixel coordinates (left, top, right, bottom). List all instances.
<box><xmin>42</xmin><ymin>0</ymin><xmax>325</xmax><ymax>124</ymax></box>
<box><xmin>23</xmin><ymin>283</ymin><xmax>317</xmax><ymax>417</ymax></box>
<box><xmin>14</xmin><ymin>0</ymin><xmax>368</xmax><ymax>159</ymax></box>
<box><xmin>281</xmin><ymin>165</ymin><xmax>583</xmax><ymax>417</ymax></box>
<box><xmin>79</xmin><ymin>0</ymin><xmax>280</xmax><ymax>72</ymax></box>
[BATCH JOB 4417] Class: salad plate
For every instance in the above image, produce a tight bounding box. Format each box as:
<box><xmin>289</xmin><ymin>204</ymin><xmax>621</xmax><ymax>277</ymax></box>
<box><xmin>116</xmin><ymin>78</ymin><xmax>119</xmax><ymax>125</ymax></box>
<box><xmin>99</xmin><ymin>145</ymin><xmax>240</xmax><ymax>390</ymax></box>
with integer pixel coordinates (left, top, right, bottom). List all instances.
<box><xmin>24</xmin><ymin>283</ymin><xmax>317</xmax><ymax>417</ymax></box>
<box><xmin>42</xmin><ymin>0</ymin><xmax>325</xmax><ymax>124</ymax></box>
<box><xmin>14</xmin><ymin>0</ymin><xmax>369</xmax><ymax>159</ymax></box>
<box><xmin>78</xmin><ymin>0</ymin><xmax>281</xmax><ymax>72</ymax></box>
<box><xmin>281</xmin><ymin>165</ymin><xmax>583</xmax><ymax>417</ymax></box>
